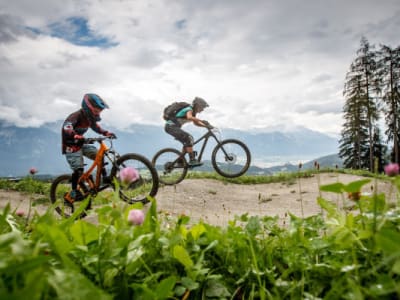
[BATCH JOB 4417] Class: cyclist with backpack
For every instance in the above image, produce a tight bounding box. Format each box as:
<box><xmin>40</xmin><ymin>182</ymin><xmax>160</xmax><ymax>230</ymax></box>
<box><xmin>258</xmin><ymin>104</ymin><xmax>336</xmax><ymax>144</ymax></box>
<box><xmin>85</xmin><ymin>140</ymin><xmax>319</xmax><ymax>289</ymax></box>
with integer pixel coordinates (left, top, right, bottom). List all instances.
<box><xmin>163</xmin><ymin>97</ymin><xmax>210</xmax><ymax>167</ymax></box>
<box><xmin>61</xmin><ymin>93</ymin><xmax>116</xmax><ymax>200</ymax></box>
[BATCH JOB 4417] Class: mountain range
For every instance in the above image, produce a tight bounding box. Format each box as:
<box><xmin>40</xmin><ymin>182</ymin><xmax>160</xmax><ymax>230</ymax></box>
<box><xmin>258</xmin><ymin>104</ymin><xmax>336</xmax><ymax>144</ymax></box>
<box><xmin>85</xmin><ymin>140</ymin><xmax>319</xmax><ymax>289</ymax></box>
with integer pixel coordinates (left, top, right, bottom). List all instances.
<box><xmin>0</xmin><ymin>121</ymin><xmax>340</xmax><ymax>177</ymax></box>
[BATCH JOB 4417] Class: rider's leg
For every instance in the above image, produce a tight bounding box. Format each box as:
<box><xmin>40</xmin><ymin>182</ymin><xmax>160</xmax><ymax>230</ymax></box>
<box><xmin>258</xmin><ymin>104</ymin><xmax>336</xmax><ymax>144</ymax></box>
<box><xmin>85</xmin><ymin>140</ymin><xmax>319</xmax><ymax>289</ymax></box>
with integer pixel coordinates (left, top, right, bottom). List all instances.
<box><xmin>182</xmin><ymin>135</ymin><xmax>202</xmax><ymax>167</ymax></box>
<box><xmin>82</xmin><ymin>144</ymin><xmax>97</xmax><ymax>160</ymax></box>
<box><xmin>71</xmin><ymin>168</ymin><xmax>84</xmax><ymax>198</ymax></box>
<box><xmin>185</xmin><ymin>146</ymin><xmax>195</xmax><ymax>160</ymax></box>
<box><xmin>65</xmin><ymin>149</ymin><xmax>84</xmax><ymax>199</ymax></box>
<box><xmin>166</xmin><ymin>124</ymin><xmax>196</xmax><ymax>165</ymax></box>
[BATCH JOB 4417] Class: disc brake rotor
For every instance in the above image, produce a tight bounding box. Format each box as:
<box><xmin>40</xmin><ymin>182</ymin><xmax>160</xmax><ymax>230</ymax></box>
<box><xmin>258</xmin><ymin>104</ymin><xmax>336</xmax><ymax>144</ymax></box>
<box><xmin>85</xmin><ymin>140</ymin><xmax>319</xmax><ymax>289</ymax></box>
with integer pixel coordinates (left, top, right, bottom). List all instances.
<box><xmin>225</xmin><ymin>153</ymin><xmax>237</xmax><ymax>164</ymax></box>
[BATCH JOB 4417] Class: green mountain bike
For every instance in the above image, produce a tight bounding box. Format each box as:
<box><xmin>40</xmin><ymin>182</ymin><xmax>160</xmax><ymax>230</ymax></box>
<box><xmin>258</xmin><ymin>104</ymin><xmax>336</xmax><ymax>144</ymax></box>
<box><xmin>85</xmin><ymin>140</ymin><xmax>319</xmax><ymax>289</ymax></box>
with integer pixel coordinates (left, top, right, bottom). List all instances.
<box><xmin>152</xmin><ymin>122</ymin><xmax>251</xmax><ymax>185</ymax></box>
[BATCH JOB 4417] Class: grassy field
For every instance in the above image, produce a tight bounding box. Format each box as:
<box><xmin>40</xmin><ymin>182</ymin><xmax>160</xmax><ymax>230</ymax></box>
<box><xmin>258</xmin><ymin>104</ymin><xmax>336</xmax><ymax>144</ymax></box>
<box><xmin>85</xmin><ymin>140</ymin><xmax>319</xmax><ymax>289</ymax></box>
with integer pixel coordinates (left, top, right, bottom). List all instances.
<box><xmin>1</xmin><ymin>168</ymin><xmax>400</xmax><ymax>298</ymax></box>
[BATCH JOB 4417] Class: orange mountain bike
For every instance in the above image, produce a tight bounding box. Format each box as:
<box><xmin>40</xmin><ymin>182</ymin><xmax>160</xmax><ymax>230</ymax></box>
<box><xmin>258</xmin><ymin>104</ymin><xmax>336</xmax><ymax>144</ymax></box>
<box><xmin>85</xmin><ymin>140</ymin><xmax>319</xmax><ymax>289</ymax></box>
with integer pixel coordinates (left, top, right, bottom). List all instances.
<box><xmin>50</xmin><ymin>136</ymin><xmax>158</xmax><ymax>218</ymax></box>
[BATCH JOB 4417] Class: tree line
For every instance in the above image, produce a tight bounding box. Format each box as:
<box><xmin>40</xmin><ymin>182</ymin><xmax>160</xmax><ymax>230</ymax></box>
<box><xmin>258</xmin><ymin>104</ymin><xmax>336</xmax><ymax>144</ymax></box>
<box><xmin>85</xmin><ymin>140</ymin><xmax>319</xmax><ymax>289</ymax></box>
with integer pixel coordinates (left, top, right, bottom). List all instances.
<box><xmin>339</xmin><ymin>36</ymin><xmax>400</xmax><ymax>172</ymax></box>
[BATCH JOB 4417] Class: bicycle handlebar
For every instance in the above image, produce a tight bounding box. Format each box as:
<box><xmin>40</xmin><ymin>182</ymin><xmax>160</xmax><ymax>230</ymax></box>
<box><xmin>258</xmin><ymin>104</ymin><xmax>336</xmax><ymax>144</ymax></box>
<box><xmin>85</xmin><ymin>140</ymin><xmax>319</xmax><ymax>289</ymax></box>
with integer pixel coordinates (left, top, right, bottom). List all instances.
<box><xmin>202</xmin><ymin>120</ymin><xmax>214</xmax><ymax>129</ymax></box>
<box><xmin>84</xmin><ymin>136</ymin><xmax>116</xmax><ymax>144</ymax></box>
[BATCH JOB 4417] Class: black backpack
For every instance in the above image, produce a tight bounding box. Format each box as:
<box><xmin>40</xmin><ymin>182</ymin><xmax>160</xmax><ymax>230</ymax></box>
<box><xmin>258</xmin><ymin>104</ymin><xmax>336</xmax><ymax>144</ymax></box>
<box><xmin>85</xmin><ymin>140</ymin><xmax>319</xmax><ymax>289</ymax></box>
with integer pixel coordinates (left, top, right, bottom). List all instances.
<box><xmin>163</xmin><ymin>101</ymin><xmax>191</xmax><ymax>122</ymax></box>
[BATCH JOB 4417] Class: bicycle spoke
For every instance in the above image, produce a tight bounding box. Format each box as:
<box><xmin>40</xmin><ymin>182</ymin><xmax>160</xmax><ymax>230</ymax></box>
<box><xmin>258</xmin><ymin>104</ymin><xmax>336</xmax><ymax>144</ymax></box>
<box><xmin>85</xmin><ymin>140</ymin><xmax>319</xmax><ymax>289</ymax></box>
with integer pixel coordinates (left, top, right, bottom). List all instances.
<box><xmin>49</xmin><ymin>174</ymin><xmax>91</xmax><ymax>218</ymax></box>
<box><xmin>152</xmin><ymin>148</ymin><xmax>187</xmax><ymax>185</ymax></box>
<box><xmin>212</xmin><ymin>139</ymin><xmax>251</xmax><ymax>178</ymax></box>
<box><xmin>112</xmin><ymin>154</ymin><xmax>158</xmax><ymax>204</ymax></box>
<box><xmin>50</xmin><ymin>175</ymin><xmax>75</xmax><ymax>218</ymax></box>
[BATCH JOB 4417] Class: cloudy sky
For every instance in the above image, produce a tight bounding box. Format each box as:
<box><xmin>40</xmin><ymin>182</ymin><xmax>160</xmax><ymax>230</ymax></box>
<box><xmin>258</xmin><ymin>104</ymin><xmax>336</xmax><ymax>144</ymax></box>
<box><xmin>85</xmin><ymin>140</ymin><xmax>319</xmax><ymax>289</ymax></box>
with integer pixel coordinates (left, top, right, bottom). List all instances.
<box><xmin>1</xmin><ymin>0</ymin><xmax>399</xmax><ymax>137</ymax></box>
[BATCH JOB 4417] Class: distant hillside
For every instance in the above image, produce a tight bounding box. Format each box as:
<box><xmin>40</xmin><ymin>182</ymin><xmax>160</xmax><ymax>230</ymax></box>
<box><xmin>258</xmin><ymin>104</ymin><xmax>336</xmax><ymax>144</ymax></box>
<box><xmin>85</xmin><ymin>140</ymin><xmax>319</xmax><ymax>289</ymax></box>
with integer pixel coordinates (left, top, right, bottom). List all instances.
<box><xmin>0</xmin><ymin>121</ymin><xmax>339</xmax><ymax>176</ymax></box>
<box><xmin>259</xmin><ymin>153</ymin><xmax>343</xmax><ymax>175</ymax></box>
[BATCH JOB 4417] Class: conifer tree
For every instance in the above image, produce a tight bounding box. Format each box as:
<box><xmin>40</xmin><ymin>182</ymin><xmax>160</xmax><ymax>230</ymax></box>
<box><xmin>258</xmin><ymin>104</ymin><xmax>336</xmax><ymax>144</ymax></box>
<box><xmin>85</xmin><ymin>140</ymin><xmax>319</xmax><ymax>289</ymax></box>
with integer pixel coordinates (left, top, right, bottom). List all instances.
<box><xmin>377</xmin><ymin>44</ymin><xmax>400</xmax><ymax>163</ymax></box>
<box><xmin>340</xmin><ymin>37</ymin><xmax>380</xmax><ymax>171</ymax></box>
<box><xmin>365</xmin><ymin>126</ymin><xmax>387</xmax><ymax>173</ymax></box>
<box><xmin>339</xmin><ymin>76</ymin><xmax>370</xmax><ymax>169</ymax></box>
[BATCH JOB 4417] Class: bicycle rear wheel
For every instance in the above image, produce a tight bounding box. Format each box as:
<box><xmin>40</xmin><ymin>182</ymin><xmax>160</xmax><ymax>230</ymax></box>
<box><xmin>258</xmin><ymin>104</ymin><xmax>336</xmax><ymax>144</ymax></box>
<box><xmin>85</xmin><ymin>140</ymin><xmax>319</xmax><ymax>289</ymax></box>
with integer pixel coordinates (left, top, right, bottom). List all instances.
<box><xmin>49</xmin><ymin>174</ymin><xmax>89</xmax><ymax>218</ymax></box>
<box><xmin>152</xmin><ymin>148</ymin><xmax>188</xmax><ymax>185</ymax></box>
<box><xmin>110</xmin><ymin>153</ymin><xmax>159</xmax><ymax>204</ymax></box>
<box><xmin>211</xmin><ymin>139</ymin><xmax>251</xmax><ymax>178</ymax></box>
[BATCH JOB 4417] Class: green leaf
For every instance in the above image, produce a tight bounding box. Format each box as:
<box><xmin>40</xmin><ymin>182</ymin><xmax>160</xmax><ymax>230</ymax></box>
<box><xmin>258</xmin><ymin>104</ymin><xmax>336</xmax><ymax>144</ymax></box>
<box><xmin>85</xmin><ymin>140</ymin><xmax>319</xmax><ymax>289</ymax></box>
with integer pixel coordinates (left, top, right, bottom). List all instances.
<box><xmin>155</xmin><ymin>276</ymin><xmax>177</xmax><ymax>299</ymax></box>
<box><xmin>48</xmin><ymin>269</ymin><xmax>112</xmax><ymax>300</ymax></box>
<box><xmin>181</xmin><ymin>277</ymin><xmax>199</xmax><ymax>290</ymax></box>
<box><xmin>70</xmin><ymin>220</ymin><xmax>99</xmax><ymax>245</ymax></box>
<box><xmin>246</xmin><ymin>216</ymin><xmax>261</xmax><ymax>236</ymax></box>
<box><xmin>343</xmin><ymin>179</ymin><xmax>371</xmax><ymax>193</ymax></box>
<box><xmin>320</xmin><ymin>179</ymin><xmax>371</xmax><ymax>194</ymax></box>
<box><xmin>189</xmin><ymin>223</ymin><xmax>206</xmax><ymax>240</ymax></box>
<box><xmin>376</xmin><ymin>228</ymin><xmax>400</xmax><ymax>255</ymax></box>
<box><xmin>394</xmin><ymin>177</ymin><xmax>400</xmax><ymax>191</ymax></box>
<box><xmin>205</xmin><ymin>279</ymin><xmax>231</xmax><ymax>298</ymax></box>
<box><xmin>317</xmin><ymin>197</ymin><xmax>340</xmax><ymax>218</ymax></box>
<box><xmin>173</xmin><ymin>245</ymin><xmax>193</xmax><ymax>269</ymax></box>
<box><xmin>392</xmin><ymin>259</ymin><xmax>400</xmax><ymax>275</ymax></box>
<box><xmin>320</xmin><ymin>182</ymin><xmax>345</xmax><ymax>193</ymax></box>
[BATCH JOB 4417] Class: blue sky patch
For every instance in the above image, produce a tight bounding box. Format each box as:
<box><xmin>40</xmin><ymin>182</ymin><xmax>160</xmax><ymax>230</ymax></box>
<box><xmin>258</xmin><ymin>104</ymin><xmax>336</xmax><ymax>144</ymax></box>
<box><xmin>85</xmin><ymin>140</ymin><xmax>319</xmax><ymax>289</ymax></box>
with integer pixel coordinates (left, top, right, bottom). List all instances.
<box><xmin>175</xmin><ymin>19</ymin><xmax>187</xmax><ymax>30</ymax></box>
<box><xmin>29</xmin><ymin>16</ymin><xmax>118</xmax><ymax>48</ymax></box>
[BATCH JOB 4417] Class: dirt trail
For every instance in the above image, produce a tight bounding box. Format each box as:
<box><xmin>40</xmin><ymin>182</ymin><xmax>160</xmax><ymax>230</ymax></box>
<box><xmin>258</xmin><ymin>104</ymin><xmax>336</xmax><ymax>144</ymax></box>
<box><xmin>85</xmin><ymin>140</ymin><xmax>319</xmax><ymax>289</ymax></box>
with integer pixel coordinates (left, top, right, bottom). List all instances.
<box><xmin>0</xmin><ymin>173</ymin><xmax>395</xmax><ymax>226</ymax></box>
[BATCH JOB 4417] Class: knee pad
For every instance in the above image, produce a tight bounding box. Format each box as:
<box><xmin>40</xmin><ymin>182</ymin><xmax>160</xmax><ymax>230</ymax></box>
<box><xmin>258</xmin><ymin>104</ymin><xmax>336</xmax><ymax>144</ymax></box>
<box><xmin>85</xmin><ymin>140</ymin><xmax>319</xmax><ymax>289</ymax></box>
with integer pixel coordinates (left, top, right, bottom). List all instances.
<box><xmin>183</xmin><ymin>135</ymin><xmax>194</xmax><ymax>147</ymax></box>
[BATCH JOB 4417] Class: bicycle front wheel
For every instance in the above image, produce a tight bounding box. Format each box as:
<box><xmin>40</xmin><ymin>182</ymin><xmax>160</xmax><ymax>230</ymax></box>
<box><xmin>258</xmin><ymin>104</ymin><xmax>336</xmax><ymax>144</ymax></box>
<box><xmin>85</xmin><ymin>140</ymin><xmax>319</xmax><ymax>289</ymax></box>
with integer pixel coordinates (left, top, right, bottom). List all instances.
<box><xmin>110</xmin><ymin>153</ymin><xmax>159</xmax><ymax>204</ymax></box>
<box><xmin>212</xmin><ymin>139</ymin><xmax>251</xmax><ymax>178</ymax></box>
<box><xmin>49</xmin><ymin>174</ymin><xmax>89</xmax><ymax>218</ymax></box>
<box><xmin>152</xmin><ymin>148</ymin><xmax>188</xmax><ymax>185</ymax></box>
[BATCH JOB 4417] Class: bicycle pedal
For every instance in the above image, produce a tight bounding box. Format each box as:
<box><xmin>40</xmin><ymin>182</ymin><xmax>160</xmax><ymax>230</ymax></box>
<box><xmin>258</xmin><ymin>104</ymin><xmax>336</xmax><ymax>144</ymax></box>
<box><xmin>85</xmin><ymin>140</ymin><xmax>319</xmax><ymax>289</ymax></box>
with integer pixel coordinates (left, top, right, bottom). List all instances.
<box><xmin>63</xmin><ymin>193</ymin><xmax>74</xmax><ymax>204</ymax></box>
<box><xmin>68</xmin><ymin>190</ymin><xmax>85</xmax><ymax>202</ymax></box>
<box><xmin>188</xmin><ymin>160</ymin><xmax>203</xmax><ymax>168</ymax></box>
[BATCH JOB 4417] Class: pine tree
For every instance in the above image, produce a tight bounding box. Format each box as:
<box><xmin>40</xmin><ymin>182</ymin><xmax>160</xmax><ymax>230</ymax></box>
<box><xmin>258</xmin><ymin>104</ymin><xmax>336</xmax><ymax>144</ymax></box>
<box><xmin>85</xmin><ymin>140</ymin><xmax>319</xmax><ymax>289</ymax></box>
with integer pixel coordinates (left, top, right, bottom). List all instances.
<box><xmin>365</xmin><ymin>126</ymin><xmax>387</xmax><ymax>173</ymax></box>
<box><xmin>339</xmin><ymin>76</ymin><xmax>370</xmax><ymax>169</ymax></box>
<box><xmin>377</xmin><ymin>44</ymin><xmax>400</xmax><ymax>163</ymax></box>
<box><xmin>341</xmin><ymin>37</ymin><xmax>380</xmax><ymax>171</ymax></box>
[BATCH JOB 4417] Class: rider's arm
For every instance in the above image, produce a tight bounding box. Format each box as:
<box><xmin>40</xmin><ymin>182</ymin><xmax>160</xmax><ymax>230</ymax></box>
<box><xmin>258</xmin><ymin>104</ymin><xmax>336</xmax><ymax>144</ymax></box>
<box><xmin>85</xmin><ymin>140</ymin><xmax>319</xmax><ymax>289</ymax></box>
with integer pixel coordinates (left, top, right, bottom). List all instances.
<box><xmin>91</xmin><ymin>124</ymin><xmax>116</xmax><ymax>138</ymax></box>
<box><xmin>89</xmin><ymin>118</ymin><xmax>115</xmax><ymax>137</ymax></box>
<box><xmin>62</xmin><ymin>111</ymin><xmax>82</xmax><ymax>140</ymax></box>
<box><xmin>186</xmin><ymin>110</ymin><xmax>208</xmax><ymax>127</ymax></box>
<box><xmin>91</xmin><ymin>122</ymin><xmax>108</xmax><ymax>135</ymax></box>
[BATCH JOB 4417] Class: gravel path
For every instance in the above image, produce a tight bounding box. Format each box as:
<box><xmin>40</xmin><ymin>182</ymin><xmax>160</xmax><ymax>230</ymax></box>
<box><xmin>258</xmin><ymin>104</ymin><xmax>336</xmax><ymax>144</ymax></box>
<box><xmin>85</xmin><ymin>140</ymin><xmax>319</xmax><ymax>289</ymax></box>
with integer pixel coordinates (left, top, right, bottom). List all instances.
<box><xmin>0</xmin><ymin>173</ymin><xmax>395</xmax><ymax>226</ymax></box>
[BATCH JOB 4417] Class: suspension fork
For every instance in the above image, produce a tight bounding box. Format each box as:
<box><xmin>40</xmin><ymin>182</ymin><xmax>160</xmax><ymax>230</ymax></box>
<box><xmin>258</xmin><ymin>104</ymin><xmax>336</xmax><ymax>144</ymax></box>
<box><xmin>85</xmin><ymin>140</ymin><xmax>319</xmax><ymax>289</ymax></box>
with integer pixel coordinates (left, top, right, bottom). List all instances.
<box><xmin>209</xmin><ymin>131</ymin><xmax>231</xmax><ymax>158</ymax></box>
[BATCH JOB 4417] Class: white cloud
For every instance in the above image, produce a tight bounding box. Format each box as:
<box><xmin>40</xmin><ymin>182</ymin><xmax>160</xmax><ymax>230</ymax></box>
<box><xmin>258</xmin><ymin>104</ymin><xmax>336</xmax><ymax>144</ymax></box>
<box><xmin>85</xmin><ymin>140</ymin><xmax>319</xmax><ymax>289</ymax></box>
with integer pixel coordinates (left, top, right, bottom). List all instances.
<box><xmin>0</xmin><ymin>0</ymin><xmax>399</xmax><ymax>135</ymax></box>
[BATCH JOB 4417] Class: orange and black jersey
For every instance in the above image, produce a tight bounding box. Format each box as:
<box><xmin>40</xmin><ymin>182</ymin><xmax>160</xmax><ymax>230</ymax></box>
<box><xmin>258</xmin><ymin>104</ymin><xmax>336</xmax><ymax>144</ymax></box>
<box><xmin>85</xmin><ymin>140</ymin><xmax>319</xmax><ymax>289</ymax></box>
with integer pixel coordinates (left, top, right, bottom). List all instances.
<box><xmin>61</xmin><ymin>109</ymin><xmax>107</xmax><ymax>154</ymax></box>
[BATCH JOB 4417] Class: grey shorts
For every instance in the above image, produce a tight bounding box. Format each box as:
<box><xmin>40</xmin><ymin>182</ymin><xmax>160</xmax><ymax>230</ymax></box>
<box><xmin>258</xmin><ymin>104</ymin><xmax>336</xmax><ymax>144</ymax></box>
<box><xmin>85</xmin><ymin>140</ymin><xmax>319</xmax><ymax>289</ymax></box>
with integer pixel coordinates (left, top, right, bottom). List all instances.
<box><xmin>65</xmin><ymin>144</ymin><xmax>98</xmax><ymax>171</ymax></box>
<box><xmin>165</xmin><ymin>124</ymin><xmax>194</xmax><ymax>147</ymax></box>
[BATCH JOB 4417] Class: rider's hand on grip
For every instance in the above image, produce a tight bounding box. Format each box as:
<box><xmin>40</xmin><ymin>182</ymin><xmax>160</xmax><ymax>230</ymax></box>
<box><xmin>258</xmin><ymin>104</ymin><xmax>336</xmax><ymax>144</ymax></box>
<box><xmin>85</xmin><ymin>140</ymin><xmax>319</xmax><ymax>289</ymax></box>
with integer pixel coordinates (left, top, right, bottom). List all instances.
<box><xmin>202</xmin><ymin>120</ymin><xmax>213</xmax><ymax>129</ymax></box>
<box><xmin>74</xmin><ymin>134</ymin><xmax>84</xmax><ymax>140</ymax></box>
<box><xmin>74</xmin><ymin>134</ymin><xmax>85</xmax><ymax>145</ymax></box>
<box><xmin>104</xmin><ymin>131</ymin><xmax>117</xmax><ymax>139</ymax></box>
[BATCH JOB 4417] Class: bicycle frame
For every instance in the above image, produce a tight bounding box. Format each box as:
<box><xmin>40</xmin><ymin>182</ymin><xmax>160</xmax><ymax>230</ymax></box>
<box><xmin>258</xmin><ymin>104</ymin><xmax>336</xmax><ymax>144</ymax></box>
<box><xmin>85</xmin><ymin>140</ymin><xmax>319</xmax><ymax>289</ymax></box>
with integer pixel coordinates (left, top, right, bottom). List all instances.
<box><xmin>76</xmin><ymin>138</ymin><xmax>122</xmax><ymax>199</ymax></box>
<box><xmin>78</xmin><ymin>141</ymin><xmax>109</xmax><ymax>193</ymax></box>
<box><xmin>180</xmin><ymin>128</ymin><xmax>226</xmax><ymax>162</ymax></box>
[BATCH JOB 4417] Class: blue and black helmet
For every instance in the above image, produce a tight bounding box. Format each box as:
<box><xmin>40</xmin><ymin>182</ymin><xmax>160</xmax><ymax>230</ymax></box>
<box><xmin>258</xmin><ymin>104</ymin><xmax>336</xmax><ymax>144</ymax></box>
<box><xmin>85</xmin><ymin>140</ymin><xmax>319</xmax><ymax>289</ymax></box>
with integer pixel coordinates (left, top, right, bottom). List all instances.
<box><xmin>81</xmin><ymin>93</ymin><xmax>109</xmax><ymax>119</ymax></box>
